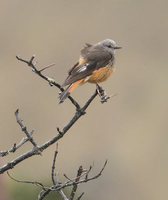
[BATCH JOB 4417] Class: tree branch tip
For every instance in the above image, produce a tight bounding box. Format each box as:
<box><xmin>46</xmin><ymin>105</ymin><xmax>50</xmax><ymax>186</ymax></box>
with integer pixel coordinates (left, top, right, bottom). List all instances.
<box><xmin>99</xmin><ymin>160</ymin><xmax>108</xmax><ymax>173</ymax></box>
<box><xmin>76</xmin><ymin>192</ymin><xmax>84</xmax><ymax>200</ymax></box>
<box><xmin>16</xmin><ymin>55</ymin><xmax>20</xmax><ymax>60</ymax></box>
<box><xmin>15</xmin><ymin>109</ymin><xmax>19</xmax><ymax>115</ymax></box>
<box><xmin>63</xmin><ymin>174</ymin><xmax>72</xmax><ymax>181</ymax></box>
<box><xmin>39</xmin><ymin>63</ymin><xmax>56</xmax><ymax>73</ymax></box>
<box><xmin>57</xmin><ymin>127</ymin><xmax>63</xmax><ymax>135</ymax></box>
<box><xmin>30</xmin><ymin>55</ymin><xmax>35</xmax><ymax>62</ymax></box>
<box><xmin>78</xmin><ymin>165</ymin><xmax>83</xmax><ymax>170</ymax></box>
<box><xmin>7</xmin><ymin>171</ymin><xmax>15</xmax><ymax>180</ymax></box>
<box><xmin>88</xmin><ymin>165</ymin><xmax>93</xmax><ymax>171</ymax></box>
<box><xmin>13</xmin><ymin>143</ymin><xmax>16</xmax><ymax>147</ymax></box>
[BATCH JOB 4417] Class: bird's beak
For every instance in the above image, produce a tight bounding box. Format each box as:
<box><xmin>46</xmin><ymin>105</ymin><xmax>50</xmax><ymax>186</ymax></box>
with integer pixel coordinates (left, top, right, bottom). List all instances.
<box><xmin>114</xmin><ymin>46</ymin><xmax>122</xmax><ymax>49</ymax></box>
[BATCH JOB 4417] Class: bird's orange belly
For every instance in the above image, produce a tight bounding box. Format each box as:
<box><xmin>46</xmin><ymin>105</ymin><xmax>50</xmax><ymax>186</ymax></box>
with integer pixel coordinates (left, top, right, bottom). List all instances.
<box><xmin>88</xmin><ymin>66</ymin><xmax>115</xmax><ymax>83</ymax></box>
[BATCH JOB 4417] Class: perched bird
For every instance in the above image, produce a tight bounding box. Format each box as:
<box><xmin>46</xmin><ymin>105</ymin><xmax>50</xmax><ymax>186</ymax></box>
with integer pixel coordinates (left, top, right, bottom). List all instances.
<box><xmin>59</xmin><ymin>39</ymin><xmax>121</xmax><ymax>103</ymax></box>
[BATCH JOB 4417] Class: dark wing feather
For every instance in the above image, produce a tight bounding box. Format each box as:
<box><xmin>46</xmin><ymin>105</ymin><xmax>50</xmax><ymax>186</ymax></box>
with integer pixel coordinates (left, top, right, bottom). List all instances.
<box><xmin>62</xmin><ymin>46</ymin><xmax>112</xmax><ymax>86</ymax></box>
<box><xmin>62</xmin><ymin>62</ymin><xmax>95</xmax><ymax>86</ymax></box>
<box><xmin>68</xmin><ymin>61</ymin><xmax>79</xmax><ymax>75</ymax></box>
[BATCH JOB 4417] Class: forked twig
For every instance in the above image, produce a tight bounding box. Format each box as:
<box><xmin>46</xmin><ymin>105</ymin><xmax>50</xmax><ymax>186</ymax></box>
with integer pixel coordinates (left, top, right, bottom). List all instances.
<box><xmin>15</xmin><ymin>109</ymin><xmax>40</xmax><ymax>152</ymax></box>
<box><xmin>0</xmin><ymin>130</ymin><xmax>34</xmax><ymax>157</ymax></box>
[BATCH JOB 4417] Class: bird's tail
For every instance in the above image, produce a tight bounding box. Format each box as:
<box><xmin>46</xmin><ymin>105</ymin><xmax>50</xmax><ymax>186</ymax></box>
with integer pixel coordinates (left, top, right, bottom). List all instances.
<box><xmin>59</xmin><ymin>80</ymin><xmax>83</xmax><ymax>103</ymax></box>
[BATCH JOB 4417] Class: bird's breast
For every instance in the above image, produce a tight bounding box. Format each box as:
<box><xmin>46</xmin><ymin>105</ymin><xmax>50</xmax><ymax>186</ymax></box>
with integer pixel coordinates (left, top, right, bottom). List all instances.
<box><xmin>88</xmin><ymin>65</ymin><xmax>115</xmax><ymax>83</ymax></box>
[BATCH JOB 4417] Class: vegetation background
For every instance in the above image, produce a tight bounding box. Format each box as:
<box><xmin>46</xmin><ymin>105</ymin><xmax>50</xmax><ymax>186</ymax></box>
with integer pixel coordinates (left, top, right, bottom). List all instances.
<box><xmin>0</xmin><ymin>0</ymin><xmax>167</xmax><ymax>199</ymax></box>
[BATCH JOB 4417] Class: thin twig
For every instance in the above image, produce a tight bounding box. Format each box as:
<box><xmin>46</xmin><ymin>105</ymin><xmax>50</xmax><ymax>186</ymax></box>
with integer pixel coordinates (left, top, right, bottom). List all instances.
<box><xmin>15</xmin><ymin>109</ymin><xmax>39</xmax><ymax>150</ymax></box>
<box><xmin>7</xmin><ymin>171</ymin><xmax>48</xmax><ymax>191</ymax></box>
<box><xmin>84</xmin><ymin>165</ymin><xmax>92</xmax><ymax>180</ymax></box>
<box><xmin>8</xmin><ymin>160</ymin><xmax>107</xmax><ymax>200</ymax></box>
<box><xmin>51</xmin><ymin>143</ymin><xmax>58</xmax><ymax>185</ymax></box>
<box><xmin>56</xmin><ymin>160</ymin><xmax>107</xmax><ymax>190</ymax></box>
<box><xmin>58</xmin><ymin>190</ymin><xmax>69</xmax><ymax>200</ymax></box>
<box><xmin>39</xmin><ymin>63</ymin><xmax>55</xmax><ymax>72</ymax></box>
<box><xmin>0</xmin><ymin>130</ymin><xmax>34</xmax><ymax>157</ymax></box>
<box><xmin>38</xmin><ymin>189</ymin><xmax>52</xmax><ymax>200</ymax></box>
<box><xmin>75</xmin><ymin>192</ymin><xmax>84</xmax><ymax>200</ymax></box>
<box><xmin>64</xmin><ymin>167</ymin><xmax>90</xmax><ymax>184</ymax></box>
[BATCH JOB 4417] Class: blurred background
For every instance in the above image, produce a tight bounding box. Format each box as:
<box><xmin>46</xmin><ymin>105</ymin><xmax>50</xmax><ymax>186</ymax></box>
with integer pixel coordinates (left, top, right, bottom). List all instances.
<box><xmin>0</xmin><ymin>0</ymin><xmax>168</xmax><ymax>199</ymax></box>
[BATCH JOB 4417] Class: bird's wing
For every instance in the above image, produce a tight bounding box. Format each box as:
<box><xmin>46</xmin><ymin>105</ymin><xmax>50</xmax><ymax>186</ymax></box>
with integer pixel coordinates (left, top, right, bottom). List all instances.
<box><xmin>62</xmin><ymin>47</ymin><xmax>112</xmax><ymax>87</ymax></box>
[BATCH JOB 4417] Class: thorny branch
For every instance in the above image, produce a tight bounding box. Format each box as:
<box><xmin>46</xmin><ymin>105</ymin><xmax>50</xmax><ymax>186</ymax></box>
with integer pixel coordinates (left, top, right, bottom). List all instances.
<box><xmin>7</xmin><ymin>144</ymin><xmax>107</xmax><ymax>200</ymax></box>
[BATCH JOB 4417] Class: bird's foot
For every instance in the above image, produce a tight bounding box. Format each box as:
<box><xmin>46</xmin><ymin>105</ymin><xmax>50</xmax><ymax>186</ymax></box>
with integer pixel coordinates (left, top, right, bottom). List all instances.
<box><xmin>96</xmin><ymin>84</ymin><xmax>110</xmax><ymax>103</ymax></box>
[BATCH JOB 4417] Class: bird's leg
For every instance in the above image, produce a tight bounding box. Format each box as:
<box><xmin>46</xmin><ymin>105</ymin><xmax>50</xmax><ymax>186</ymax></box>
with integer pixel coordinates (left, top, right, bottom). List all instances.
<box><xmin>96</xmin><ymin>84</ymin><xmax>110</xmax><ymax>103</ymax></box>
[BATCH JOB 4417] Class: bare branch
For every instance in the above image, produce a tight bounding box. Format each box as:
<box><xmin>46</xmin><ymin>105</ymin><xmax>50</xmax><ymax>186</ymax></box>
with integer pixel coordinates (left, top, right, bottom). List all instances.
<box><xmin>0</xmin><ymin>56</ymin><xmax>101</xmax><ymax>176</ymax></box>
<box><xmin>70</xmin><ymin>166</ymin><xmax>83</xmax><ymax>200</ymax></box>
<box><xmin>51</xmin><ymin>144</ymin><xmax>58</xmax><ymax>185</ymax></box>
<box><xmin>0</xmin><ymin>88</ymin><xmax>97</xmax><ymax>174</ymax></box>
<box><xmin>16</xmin><ymin>55</ymin><xmax>81</xmax><ymax>110</ymax></box>
<box><xmin>15</xmin><ymin>109</ymin><xmax>39</xmax><ymax>150</ymax></box>
<box><xmin>51</xmin><ymin>144</ymin><xmax>69</xmax><ymax>200</ymax></box>
<box><xmin>0</xmin><ymin>54</ymin><xmax>111</xmax><ymax>200</ymax></box>
<box><xmin>7</xmin><ymin>159</ymin><xmax>107</xmax><ymax>200</ymax></box>
<box><xmin>75</xmin><ymin>192</ymin><xmax>84</xmax><ymax>200</ymax></box>
<box><xmin>38</xmin><ymin>189</ymin><xmax>52</xmax><ymax>200</ymax></box>
<box><xmin>7</xmin><ymin>171</ymin><xmax>48</xmax><ymax>191</ymax></box>
<box><xmin>0</xmin><ymin>130</ymin><xmax>34</xmax><ymax>157</ymax></box>
<box><xmin>64</xmin><ymin>174</ymin><xmax>73</xmax><ymax>182</ymax></box>
<box><xmin>56</xmin><ymin>160</ymin><xmax>107</xmax><ymax>190</ymax></box>
<box><xmin>64</xmin><ymin>168</ymin><xmax>90</xmax><ymax>184</ymax></box>
<box><xmin>59</xmin><ymin>190</ymin><xmax>69</xmax><ymax>200</ymax></box>
<box><xmin>39</xmin><ymin>63</ymin><xmax>55</xmax><ymax>72</ymax></box>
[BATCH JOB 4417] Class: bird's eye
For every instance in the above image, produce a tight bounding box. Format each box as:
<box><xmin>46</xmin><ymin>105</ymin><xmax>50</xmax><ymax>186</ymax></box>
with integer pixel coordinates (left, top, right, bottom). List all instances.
<box><xmin>107</xmin><ymin>45</ymin><xmax>112</xmax><ymax>48</ymax></box>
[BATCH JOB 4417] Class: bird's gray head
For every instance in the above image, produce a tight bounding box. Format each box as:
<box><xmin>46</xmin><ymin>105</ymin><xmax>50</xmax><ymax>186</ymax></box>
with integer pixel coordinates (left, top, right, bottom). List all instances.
<box><xmin>97</xmin><ymin>39</ymin><xmax>121</xmax><ymax>54</ymax></box>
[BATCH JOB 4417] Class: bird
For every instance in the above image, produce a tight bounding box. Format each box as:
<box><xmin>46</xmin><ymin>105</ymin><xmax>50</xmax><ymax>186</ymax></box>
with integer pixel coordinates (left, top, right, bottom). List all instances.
<box><xmin>59</xmin><ymin>39</ymin><xmax>121</xmax><ymax>103</ymax></box>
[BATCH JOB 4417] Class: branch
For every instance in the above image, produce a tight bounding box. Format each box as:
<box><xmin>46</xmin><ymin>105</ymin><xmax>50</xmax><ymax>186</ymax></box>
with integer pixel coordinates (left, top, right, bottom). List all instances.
<box><xmin>7</xmin><ymin>172</ymin><xmax>48</xmax><ymax>191</ymax></box>
<box><xmin>70</xmin><ymin>166</ymin><xmax>83</xmax><ymax>200</ymax></box>
<box><xmin>75</xmin><ymin>192</ymin><xmax>84</xmax><ymax>200</ymax></box>
<box><xmin>15</xmin><ymin>109</ymin><xmax>39</xmax><ymax>150</ymax></box>
<box><xmin>16</xmin><ymin>55</ymin><xmax>81</xmax><ymax>110</ymax></box>
<box><xmin>7</xmin><ymin>150</ymin><xmax>107</xmax><ymax>200</ymax></box>
<box><xmin>0</xmin><ymin>89</ymin><xmax>97</xmax><ymax>173</ymax></box>
<box><xmin>0</xmin><ymin>130</ymin><xmax>34</xmax><ymax>157</ymax></box>
<box><xmin>51</xmin><ymin>143</ymin><xmax>69</xmax><ymax>200</ymax></box>
<box><xmin>51</xmin><ymin>144</ymin><xmax>58</xmax><ymax>186</ymax></box>
<box><xmin>56</xmin><ymin>160</ymin><xmax>107</xmax><ymax>190</ymax></box>
<box><xmin>0</xmin><ymin>55</ymin><xmax>99</xmax><ymax>173</ymax></box>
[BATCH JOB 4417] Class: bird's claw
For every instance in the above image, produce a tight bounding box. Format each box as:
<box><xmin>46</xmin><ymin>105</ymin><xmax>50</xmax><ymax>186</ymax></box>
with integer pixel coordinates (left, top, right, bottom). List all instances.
<box><xmin>96</xmin><ymin>84</ymin><xmax>110</xmax><ymax>103</ymax></box>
